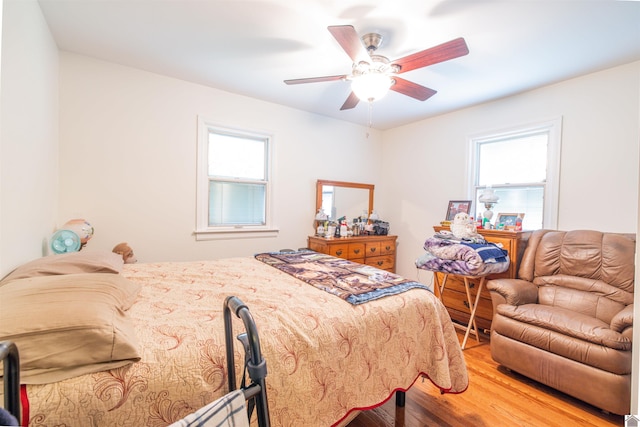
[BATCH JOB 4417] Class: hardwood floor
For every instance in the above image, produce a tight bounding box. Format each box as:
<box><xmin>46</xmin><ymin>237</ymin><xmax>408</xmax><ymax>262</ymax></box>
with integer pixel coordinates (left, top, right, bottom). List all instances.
<box><xmin>347</xmin><ymin>331</ymin><xmax>624</xmax><ymax>427</ymax></box>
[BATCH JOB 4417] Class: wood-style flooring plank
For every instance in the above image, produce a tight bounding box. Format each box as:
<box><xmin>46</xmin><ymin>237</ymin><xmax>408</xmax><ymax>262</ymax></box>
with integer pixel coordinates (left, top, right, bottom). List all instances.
<box><xmin>347</xmin><ymin>332</ymin><xmax>623</xmax><ymax>427</ymax></box>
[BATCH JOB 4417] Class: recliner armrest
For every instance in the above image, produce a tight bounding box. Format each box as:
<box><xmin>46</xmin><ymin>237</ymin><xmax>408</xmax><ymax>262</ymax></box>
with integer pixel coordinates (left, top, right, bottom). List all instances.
<box><xmin>611</xmin><ymin>303</ymin><xmax>634</xmax><ymax>336</ymax></box>
<box><xmin>486</xmin><ymin>279</ymin><xmax>538</xmax><ymax>316</ymax></box>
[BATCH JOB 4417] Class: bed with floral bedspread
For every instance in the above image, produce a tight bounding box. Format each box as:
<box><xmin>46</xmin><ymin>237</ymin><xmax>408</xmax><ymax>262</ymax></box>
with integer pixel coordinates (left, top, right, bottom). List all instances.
<box><xmin>1</xmin><ymin>251</ymin><xmax>468</xmax><ymax>427</ymax></box>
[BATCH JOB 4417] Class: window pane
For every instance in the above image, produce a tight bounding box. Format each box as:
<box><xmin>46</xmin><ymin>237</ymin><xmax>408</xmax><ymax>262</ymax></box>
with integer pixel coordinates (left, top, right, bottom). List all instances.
<box><xmin>208</xmin><ymin>132</ymin><xmax>266</xmax><ymax>180</ymax></box>
<box><xmin>475</xmin><ymin>186</ymin><xmax>543</xmax><ymax>230</ymax></box>
<box><xmin>478</xmin><ymin>133</ymin><xmax>547</xmax><ymax>186</ymax></box>
<box><xmin>209</xmin><ymin>181</ymin><xmax>266</xmax><ymax>226</ymax></box>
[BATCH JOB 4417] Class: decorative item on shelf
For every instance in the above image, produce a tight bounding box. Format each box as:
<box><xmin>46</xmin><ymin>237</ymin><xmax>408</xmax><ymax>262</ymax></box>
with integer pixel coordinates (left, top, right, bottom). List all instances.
<box><xmin>315</xmin><ymin>209</ymin><xmax>328</xmax><ymax>236</ymax></box>
<box><xmin>445</xmin><ymin>200</ymin><xmax>471</xmax><ymax>221</ymax></box>
<box><xmin>315</xmin><ymin>208</ymin><xmax>328</xmax><ymax>221</ymax></box>
<box><xmin>495</xmin><ymin>213</ymin><xmax>525</xmax><ymax>231</ymax></box>
<box><xmin>450</xmin><ymin>212</ymin><xmax>480</xmax><ymax>240</ymax></box>
<box><xmin>339</xmin><ymin>217</ymin><xmax>348</xmax><ymax>237</ymax></box>
<box><xmin>326</xmin><ymin>222</ymin><xmax>337</xmax><ymax>238</ymax></box>
<box><xmin>478</xmin><ymin>187</ymin><xmax>499</xmax><ymax>226</ymax></box>
<box><xmin>372</xmin><ymin>220</ymin><xmax>390</xmax><ymax>236</ymax></box>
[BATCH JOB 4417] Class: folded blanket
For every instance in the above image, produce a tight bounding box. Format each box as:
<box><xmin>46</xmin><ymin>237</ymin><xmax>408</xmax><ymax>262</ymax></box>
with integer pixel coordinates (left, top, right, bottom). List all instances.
<box><xmin>416</xmin><ymin>252</ymin><xmax>510</xmax><ymax>276</ymax></box>
<box><xmin>256</xmin><ymin>250</ymin><xmax>433</xmax><ymax>305</ymax></box>
<box><xmin>416</xmin><ymin>237</ymin><xmax>510</xmax><ymax>276</ymax></box>
<box><xmin>461</xmin><ymin>242</ymin><xmax>508</xmax><ymax>263</ymax></box>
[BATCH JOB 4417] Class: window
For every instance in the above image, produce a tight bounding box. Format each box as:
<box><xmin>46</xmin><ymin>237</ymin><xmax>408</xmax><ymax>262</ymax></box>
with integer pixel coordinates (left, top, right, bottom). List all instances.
<box><xmin>196</xmin><ymin>118</ymin><xmax>276</xmax><ymax>239</ymax></box>
<box><xmin>468</xmin><ymin>118</ymin><xmax>562</xmax><ymax>230</ymax></box>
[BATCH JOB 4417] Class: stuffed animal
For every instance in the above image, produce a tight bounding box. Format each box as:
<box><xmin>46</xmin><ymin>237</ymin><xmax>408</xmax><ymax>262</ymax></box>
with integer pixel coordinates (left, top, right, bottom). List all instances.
<box><xmin>450</xmin><ymin>212</ymin><xmax>480</xmax><ymax>240</ymax></box>
<box><xmin>112</xmin><ymin>242</ymin><xmax>137</xmax><ymax>264</ymax></box>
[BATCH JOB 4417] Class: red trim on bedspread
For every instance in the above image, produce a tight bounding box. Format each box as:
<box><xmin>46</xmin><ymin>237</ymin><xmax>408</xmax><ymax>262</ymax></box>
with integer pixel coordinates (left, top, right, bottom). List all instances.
<box><xmin>330</xmin><ymin>372</ymin><xmax>469</xmax><ymax>426</ymax></box>
<box><xmin>20</xmin><ymin>384</ymin><xmax>30</xmax><ymax>427</ymax></box>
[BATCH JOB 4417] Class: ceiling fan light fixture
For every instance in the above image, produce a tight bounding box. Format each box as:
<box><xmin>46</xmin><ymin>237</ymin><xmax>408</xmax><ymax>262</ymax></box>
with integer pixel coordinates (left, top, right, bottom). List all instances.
<box><xmin>351</xmin><ymin>72</ymin><xmax>392</xmax><ymax>102</ymax></box>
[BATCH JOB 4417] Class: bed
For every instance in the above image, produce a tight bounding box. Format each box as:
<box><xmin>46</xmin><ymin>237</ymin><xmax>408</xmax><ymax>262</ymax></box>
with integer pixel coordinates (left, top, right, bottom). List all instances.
<box><xmin>0</xmin><ymin>250</ymin><xmax>468</xmax><ymax>426</ymax></box>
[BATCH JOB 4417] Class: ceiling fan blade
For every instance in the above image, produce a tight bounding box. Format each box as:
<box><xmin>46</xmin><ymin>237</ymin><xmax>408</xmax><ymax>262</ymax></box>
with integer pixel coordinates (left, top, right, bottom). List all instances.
<box><xmin>390</xmin><ymin>77</ymin><xmax>437</xmax><ymax>101</ymax></box>
<box><xmin>284</xmin><ymin>75</ymin><xmax>347</xmax><ymax>85</ymax></box>
<box><xmin>340</xmin><ymin>92</ymin><xmax>360</xmax><ymax>110</ymax></box>
<box><xmin>392</xmin><ymin>37</ymin><xmax>469</xmax><ymax>74</ymax></box>
<box><xmin>328</xmin><ymin>25</ymin><xmax>370</xmax><ymax>64</ymax></box>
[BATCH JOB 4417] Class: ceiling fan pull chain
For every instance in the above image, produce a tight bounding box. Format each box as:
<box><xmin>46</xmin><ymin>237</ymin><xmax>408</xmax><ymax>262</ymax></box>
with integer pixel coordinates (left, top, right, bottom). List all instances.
<box><xmin>368</xmin><ymin>101</ymin><xmax>373</xmax><ymax>128</ymax></box>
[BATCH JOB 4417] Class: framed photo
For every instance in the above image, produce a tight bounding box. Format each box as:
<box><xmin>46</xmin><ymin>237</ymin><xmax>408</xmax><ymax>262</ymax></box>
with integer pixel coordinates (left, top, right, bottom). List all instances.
<box><xmin>496</xmin><ymin>213</ymin><xmax>525</xmax><ymax>230</ymax></box>
<box><xmin>445</xmin><ymin>200</ymin><xmax>472</xmax><ymax>221</ymax></box>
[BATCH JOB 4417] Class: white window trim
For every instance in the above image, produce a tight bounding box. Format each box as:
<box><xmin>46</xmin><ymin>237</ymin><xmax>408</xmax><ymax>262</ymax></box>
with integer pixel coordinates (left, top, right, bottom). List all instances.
<box><xmin>466</xmin><ymin>117</ymin><xmax>562</xmax><ymax>229</ymax></box>
<box><xmin>195</xmin><ymin>116</ymin><xmax>278</xmax><ymax>240</ymax></box>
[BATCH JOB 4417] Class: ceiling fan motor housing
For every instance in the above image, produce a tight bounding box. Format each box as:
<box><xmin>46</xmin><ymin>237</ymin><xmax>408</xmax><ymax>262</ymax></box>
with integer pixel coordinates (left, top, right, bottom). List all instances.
<box><xmin>361</xmin><ymin>32</ymin><xmax>383</xmax><ymax>52</ymax></box>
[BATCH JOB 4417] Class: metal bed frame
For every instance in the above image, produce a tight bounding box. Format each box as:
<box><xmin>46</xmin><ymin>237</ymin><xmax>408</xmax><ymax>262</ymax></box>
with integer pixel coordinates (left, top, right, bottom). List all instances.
<box><xmin>224</xmin><ymin>295</ymin><xmax>271</xmax><ymax>427</ymax></box>
<box><xmin>0</xmin><ymin>340</ymin><xmax>20</xmax><ymax>424</ymax></box>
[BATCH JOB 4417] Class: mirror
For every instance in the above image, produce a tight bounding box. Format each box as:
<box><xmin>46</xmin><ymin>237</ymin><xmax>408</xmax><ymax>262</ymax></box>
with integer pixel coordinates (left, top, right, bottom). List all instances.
<box><xmin>316</xmin><ymin>180</ymin><xmax>374</xmax><ymax>222</ymax></box>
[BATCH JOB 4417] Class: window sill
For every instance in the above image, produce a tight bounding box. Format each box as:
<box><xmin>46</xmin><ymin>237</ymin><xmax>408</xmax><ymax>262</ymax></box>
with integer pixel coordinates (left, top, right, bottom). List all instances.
<box><xmin>194</xmin><ymin>227</ymin><xmax>279</xmax><ymax>241</ymax></box>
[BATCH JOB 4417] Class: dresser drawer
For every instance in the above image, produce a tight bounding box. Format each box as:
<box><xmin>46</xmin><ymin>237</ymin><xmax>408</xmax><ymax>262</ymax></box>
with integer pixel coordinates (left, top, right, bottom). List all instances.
<box><xmin>365</xmin><ymin>241</ymin><xmax>381</xmax><ymax>257</ymax></box>
<box><xmin>348</xmin><ymin>243</ymin><xmax>365</xmax><ymax>259</ymax></box>
<box><xmin>365</xmin><ymin>255</ymin><xmax>395</xmax><ymax>271</ymax></box>
<box><xmin>441</xmin><ymin>289</ymin><xmax>493</xmax><ymax>328</ymax></box>
<box><xmin>436</xmin><ymin>274</ymin><xmax>481</xmax><ymax>296</ymax></box>
<box><xmin>379</xmin><ymin>239</ymin><xmax>396</xmax><ymax>255</ymax></box>
<box><xmin>328</xmin><ymin>243</ymin><xmax>349</xmax><ymax>259</ymax></box>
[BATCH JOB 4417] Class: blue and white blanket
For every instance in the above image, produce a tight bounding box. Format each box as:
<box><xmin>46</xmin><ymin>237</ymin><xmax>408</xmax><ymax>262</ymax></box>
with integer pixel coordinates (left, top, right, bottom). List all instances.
<box><xmin>415</xmin><ymin>237</ymin><xmax>510</xmax><ymax>276</ymax></box>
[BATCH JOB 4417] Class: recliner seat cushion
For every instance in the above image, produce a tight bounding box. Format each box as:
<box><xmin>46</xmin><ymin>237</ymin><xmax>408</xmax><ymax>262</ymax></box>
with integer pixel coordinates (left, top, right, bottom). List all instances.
<box><xmin>496</xmin><ymin>303</ymin><xmax>631</xmax><ymax>350</ymax></box>
<box><xmin>492</xmin><ymin>311</ymin><xmax>631</xmax><ymax>374</ymax></box>
<box><xmin>535</xmin><ymin>279</ymin><xmax>629</xmax><ymax>324</ymax></box>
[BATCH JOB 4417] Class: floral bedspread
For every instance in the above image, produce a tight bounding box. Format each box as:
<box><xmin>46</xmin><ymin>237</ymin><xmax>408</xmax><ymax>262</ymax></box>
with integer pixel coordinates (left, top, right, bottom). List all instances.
<box><xmin>23</xmin><ymin>257</ymin><xmax>468</xmax><ymax>427</ymax></box>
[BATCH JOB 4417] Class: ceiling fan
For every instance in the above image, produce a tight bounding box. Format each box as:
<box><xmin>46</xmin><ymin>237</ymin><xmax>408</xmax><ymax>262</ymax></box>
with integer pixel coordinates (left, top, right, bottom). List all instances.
<box><xmin>284</xmin><ymin>25</ymin><xmax>469</xmax><ymax>110</ymax></box>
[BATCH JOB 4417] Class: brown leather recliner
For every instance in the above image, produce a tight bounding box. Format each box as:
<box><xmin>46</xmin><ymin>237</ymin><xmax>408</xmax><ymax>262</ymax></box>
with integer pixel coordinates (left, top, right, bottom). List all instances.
<box><xmin>487</xmin><ymin>229</ymin><xmax>635</xmax><ymax>415</ymax></box>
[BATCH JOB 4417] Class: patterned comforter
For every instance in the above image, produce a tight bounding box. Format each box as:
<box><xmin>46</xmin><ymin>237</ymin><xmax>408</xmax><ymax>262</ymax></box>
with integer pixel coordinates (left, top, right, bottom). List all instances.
<box><xmin>416</xmin><ymin>237</ymin><xmax>510</xmax><ymax>276</ymax></box>
<box><xmin>22</xmin><ymin>257</ymin><xmax>468</xmax><ymax>426</ymax></box>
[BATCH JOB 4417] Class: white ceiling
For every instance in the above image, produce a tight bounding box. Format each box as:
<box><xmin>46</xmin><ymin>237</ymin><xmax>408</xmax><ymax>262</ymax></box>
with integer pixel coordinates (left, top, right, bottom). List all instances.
<box><xmin>37</xmin><ymin>0</ymin><xmax>640</xmax><ymax>130</ymax></box>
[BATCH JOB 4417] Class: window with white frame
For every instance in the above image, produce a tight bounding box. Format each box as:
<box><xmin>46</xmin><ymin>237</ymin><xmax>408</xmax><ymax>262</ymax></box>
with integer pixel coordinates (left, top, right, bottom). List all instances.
<box><xmin>195</xmin><ymin>118</ymin><xmax>275</xmax><ymax>239</ymax></box>
<box><xmin>468</xmin><ymin>118</ymin><xmax>562</xmax><ymax>230</ymax></box>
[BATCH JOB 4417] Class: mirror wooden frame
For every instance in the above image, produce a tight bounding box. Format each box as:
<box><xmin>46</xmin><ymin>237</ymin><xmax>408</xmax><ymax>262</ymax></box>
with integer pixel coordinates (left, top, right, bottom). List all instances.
<box><xmin>316</xmin><ymin>180</ymin><xmax>374</xmax><ymax>221</ymax></box>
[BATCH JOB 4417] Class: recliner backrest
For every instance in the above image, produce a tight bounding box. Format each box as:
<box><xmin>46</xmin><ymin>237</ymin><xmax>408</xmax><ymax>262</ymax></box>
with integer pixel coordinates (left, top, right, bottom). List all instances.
<box><xmin>519</xmin><ymin>230</ymin><xmax>635</xmax><ymax>291</ymax></box>
<box><xmin>517</xmin><ymin>230</ymin><xmax>635</xmax><ymax>321</ymax></box>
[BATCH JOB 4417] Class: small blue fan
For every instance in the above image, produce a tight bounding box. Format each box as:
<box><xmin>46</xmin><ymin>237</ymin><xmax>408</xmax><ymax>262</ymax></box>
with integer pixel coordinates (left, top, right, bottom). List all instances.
<box><xmin>50</xmin><ymin>229</ymin><xmax>81</xmax><ymax>254</ymax></box>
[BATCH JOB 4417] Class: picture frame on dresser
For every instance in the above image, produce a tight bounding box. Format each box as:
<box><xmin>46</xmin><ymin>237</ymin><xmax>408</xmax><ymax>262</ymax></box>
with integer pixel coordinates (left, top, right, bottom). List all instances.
<box><xmin>495</xmin><ymin>213</ymin><xmax>525</xmax><ymax>230</ymax></box>
<box><xmin>445</xmin><ymin>200</ymin><xmax>472</xmax><ymax>221</ymax></box>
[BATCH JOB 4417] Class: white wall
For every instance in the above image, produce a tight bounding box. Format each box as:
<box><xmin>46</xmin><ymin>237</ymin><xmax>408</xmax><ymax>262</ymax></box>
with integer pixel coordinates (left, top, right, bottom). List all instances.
<box><xmin>0</xmin><ymin>0</ymin><xmax>59</xmax><ymax>276</ymax></box>
<box><xmin>380</xmin><ymin>61</ymin><xmax>640</xmax><ymax>280</ymax></box>
<box><xmin>58</xmin><ymin>52</ymin><xmax>383</xmax><ymax>262</ymax></box>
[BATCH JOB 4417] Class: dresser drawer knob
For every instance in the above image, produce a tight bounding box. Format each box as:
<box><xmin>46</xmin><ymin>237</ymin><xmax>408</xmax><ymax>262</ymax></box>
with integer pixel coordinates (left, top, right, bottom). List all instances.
<box><xmin>385</xmin><ymin>245</ymin><xmax>391</xmax><ymax>251</ymax></box>
<box><xmin>336</xmin><ymin>250</ymin><xmax>343</xmax><ymax>256</ymax></box>
<box><xmin>354</xmin><ymin>249</ymin><xmax>360</xmax><ymax>254</ymax></box>
<box><xmin>377</xmin><ymin>261</ymin><xmax>383</xmax><ymax>266</ymax></box>
<box><xmin>370</xmin><ymin>248</ymin><xmax>376</xmax><ymax>253</ymax></box>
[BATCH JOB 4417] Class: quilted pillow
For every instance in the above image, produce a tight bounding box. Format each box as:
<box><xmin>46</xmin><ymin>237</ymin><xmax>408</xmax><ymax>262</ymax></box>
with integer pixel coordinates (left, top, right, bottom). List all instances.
<box><xmin>0</xmin><ymin>273</ymin><xmax>141</xmax><ymax>384</ymax></box>
<box><xmin>0</xmin><ymin>251</ymin><xmax>124</xmax><ymax>284</ymax></box>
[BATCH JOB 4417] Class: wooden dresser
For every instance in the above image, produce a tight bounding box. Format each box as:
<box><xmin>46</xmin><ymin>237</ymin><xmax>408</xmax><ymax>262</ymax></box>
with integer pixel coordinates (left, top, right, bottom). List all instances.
<box><xmin>308</xmin><ymin>235</ymin><xmax>397</xmax><ymax>273</ymax></box>
<box><xmin>431</xmin><ymin>226</ymin><xmax>532</xmax><ymax>332</ymax></box>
